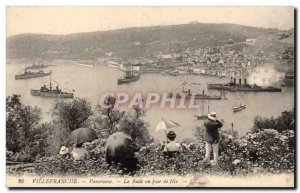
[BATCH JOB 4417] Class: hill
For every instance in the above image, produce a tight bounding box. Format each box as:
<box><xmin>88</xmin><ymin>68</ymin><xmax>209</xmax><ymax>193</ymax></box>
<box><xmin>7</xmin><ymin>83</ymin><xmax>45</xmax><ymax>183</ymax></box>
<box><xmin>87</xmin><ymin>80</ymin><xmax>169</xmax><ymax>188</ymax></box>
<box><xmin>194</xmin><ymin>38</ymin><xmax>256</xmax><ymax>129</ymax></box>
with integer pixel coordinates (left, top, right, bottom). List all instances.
<box><xmin>6</xmin><ymin>23</ymin><xmax>293</xmax><ymax>61</ymax></box>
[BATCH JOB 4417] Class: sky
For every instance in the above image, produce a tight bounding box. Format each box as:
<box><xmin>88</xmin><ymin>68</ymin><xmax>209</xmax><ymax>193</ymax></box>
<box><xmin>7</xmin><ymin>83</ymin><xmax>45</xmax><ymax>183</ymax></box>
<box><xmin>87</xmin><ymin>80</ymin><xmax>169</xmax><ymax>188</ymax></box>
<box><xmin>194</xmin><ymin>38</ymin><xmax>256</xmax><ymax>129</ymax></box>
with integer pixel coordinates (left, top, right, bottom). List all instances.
<box><xmin>7</xmin><ymin>7</ymin><xmax>294</xmax><ymax>36</ymax></box>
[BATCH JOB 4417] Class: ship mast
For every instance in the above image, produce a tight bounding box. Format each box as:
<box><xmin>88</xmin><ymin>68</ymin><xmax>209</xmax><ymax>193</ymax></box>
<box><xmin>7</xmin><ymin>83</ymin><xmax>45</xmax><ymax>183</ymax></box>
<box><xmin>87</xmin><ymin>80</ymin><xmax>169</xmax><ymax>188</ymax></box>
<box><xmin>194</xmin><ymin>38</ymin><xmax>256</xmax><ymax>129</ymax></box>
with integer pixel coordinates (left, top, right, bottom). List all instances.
<box><xmin>201</xmin><ymin>100</ymin><xmax>204</xmax><ymax>115</ymax></box>
<box><xmin>49</xmin><ymin>76</ymin><xmax>52</xmax><ymax>90</ymax></box>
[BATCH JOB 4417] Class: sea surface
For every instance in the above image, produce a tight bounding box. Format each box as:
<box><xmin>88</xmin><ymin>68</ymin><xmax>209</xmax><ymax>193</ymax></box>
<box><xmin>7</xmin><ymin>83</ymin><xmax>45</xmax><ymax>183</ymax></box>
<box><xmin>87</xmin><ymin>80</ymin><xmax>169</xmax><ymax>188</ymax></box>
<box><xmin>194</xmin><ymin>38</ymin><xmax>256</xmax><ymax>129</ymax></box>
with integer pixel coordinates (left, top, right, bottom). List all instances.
<box><xmin>6</xmin><ymin>60</ymin><xmax>294</xmax><ymax>142</ymax></box>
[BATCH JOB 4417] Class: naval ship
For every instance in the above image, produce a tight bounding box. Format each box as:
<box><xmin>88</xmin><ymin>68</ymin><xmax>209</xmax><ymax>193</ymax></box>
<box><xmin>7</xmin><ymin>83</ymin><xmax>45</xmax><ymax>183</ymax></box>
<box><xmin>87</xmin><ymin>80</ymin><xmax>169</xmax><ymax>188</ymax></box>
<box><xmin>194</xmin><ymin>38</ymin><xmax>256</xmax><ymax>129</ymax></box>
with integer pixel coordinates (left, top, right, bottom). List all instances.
<box><xmin>15</xmin><ymin>69</ymin><xmax>51</xmax><ymax>80</ymax></box>
<box><xmin>208</xmin><ymin>77</ymin><xmax>282</xmax><ymax>92</ymax></box>
<box><xmin>168</xmin><ymin>89</ymin><xmax>221</xmax><ymax>100</ymax></box>
<box><xmin>31</xmin><ymin>78</ymin><xmax>74</xmax><ymax>98</ymax></box>
<box><xmin>168</xmin><ymin>82</ymin><xmax>222</xmax><ymax>100</ymax></box>
<box><xmin>117</xmin><ymin>69</ymin><xmax>140</xmax><ymax>84</ymax></box>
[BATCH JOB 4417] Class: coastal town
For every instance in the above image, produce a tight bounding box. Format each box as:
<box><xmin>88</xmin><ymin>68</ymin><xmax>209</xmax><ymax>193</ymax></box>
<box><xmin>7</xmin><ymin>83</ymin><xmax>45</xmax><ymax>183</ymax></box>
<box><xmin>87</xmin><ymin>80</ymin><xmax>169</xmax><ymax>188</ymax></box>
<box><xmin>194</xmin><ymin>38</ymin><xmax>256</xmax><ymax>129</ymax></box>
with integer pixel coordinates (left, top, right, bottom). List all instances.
<box><xmin>104</xmin><ymin>36</ymin><xmax>294</xmax><ymax>81</ymax></box>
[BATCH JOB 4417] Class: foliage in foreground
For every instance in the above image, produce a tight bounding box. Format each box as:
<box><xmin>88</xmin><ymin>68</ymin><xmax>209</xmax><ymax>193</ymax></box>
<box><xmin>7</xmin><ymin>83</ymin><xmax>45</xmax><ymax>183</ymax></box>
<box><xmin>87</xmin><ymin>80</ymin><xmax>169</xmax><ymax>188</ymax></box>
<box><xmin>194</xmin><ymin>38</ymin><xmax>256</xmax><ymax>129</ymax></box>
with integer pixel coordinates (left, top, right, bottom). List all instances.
<box><xmin>6</xmin><ymin>95</ymin><xmax>153</xmax><ymax>162</ymax></box>
<box><xmin>33</xmin><ymin>129</ymin><xmax>294</xmax><ymax>176</ymax></box>
<box><xmin>52</xmin><ymin>98</ymin><xmax>93</xmax><ymax>131</ymax></box>
<box><xmin>6</xmin><ymin>95</ymin><xmax>51</xmax><ymax>162</ymax></box>
<box><xmin>253</xmin><ymin>109</ymin><xmax>294</xmax><ymax>133</ymax></box>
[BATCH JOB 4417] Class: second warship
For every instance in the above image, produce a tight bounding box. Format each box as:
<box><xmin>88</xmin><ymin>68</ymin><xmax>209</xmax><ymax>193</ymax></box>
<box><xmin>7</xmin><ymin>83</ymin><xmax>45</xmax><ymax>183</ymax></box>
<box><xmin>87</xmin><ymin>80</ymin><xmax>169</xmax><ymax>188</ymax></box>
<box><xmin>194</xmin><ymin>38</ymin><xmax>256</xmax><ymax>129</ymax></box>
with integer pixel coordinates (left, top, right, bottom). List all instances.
<box><xmin>15</xmin><ymin>69</ymin><xmax>51</xmax><ymax>80</ymax></box>
<box><xmin>117</xmin><ymin>69</ymin><xmax>140</xmax><ymax>84</ymax></box>
<box><xmin>208</xmin><ymin>77</ymin><xmax>282</xmax><ymax>92</ymax></box>
<box><xmin>169</xmin><ymin>82</ymin><xmax>222</xmax><ymax>100</ymax></box>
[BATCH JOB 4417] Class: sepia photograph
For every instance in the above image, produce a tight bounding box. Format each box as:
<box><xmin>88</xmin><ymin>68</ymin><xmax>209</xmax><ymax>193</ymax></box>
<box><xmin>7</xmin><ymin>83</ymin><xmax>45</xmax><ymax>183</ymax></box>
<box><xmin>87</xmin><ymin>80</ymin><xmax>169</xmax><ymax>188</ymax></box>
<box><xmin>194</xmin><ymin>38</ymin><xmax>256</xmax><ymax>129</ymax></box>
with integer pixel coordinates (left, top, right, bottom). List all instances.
<box><xmin>5</xmin><ymin>6</ymin><xmax>295</xmax><ymax>188</ymax></box>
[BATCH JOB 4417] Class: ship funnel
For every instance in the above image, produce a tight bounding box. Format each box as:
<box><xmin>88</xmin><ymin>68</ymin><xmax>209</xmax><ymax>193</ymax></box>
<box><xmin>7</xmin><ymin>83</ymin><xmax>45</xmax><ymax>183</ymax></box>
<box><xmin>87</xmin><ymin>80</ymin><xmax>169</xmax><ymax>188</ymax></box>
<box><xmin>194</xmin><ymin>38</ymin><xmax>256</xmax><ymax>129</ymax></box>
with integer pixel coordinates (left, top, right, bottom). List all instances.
<box><xmin>233</xmin><ymin>78</ymin><xmax>236</xmax><ymax>84</ymax></box>
<box><xmin>231</xmin><ymin>77</ymin><xmax>233</xmax><ymax>83</ymax></box>
<box><xmin>203</xmin><ymin>90</ymin><xmax>205</xmax><ymax>95</ymax></box>
<box><xmin>239</xmin><ymin>78</ymin><xmax>242</xmax><ymax>85</ymax></box>
<box><xmin>244</xmin><ymin>79</ymin><xmax>247</xmax><ymax>85</ymax></box>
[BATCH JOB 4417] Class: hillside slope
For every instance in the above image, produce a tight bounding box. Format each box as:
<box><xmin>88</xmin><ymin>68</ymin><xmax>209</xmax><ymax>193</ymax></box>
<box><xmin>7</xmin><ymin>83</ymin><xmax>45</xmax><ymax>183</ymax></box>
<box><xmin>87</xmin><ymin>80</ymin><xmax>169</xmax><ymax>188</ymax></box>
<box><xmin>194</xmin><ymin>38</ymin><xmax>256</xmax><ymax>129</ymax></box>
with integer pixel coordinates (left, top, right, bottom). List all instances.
<box><xmin>7</xmin><ymin>23</ymin><xmax>292</xmax><ymax>60</ymax></box>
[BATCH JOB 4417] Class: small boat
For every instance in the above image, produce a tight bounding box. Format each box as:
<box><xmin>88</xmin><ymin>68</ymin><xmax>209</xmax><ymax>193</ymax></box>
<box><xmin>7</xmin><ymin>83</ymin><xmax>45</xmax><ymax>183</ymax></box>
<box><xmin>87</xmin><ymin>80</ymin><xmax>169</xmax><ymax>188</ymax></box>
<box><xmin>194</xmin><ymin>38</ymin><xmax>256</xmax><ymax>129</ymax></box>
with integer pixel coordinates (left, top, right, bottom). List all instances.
<box><xmin>161</xmin><ymin>70</ymin><xmax>179</xmax><ymax>76</ymax></box>
<box><xmin>233</xmin><ymin>98</ymin><xmax>246</xmax><ymax>112</ymax></box>
<box><xmin>233</xmin><ymin>104</ymin><xmax>246</xmax><ymax>112</ymax></box>
<box><xmin>107</xmin><ymin>61</ymin><xmax>121</xmax><ymax>68</ymax></box>
<box><xmin>15</xmin><ymin>69</ymin><xmax>51</xmax><ymax>80</ymax></box>
<box><xmin>75</xmin><ymin>63</ymin><xmax>95</xmax><ymax>68</ymax></box>
<box><xmin>108</xmin><ymin>63</ymin><xmax>119</xmax><ymax>68</ymax></box>
<box><xmin>31</xmin><ymin>77</ymin><xmax>74</xmax><ymax>98</ymax></box>
<box><xmin>161</xmin><ymin>72</ymin><xmax>168</xmax><ymax>76</ymax></box>
<box><xmin>168</xmin><ymin>71</ymin><xmax>179</xmax><ymax>76</ymax></box>
<box><xmin>117</xmin><ymin>68</ymin><xmax>140</xmax><ymax>84</ymax></box>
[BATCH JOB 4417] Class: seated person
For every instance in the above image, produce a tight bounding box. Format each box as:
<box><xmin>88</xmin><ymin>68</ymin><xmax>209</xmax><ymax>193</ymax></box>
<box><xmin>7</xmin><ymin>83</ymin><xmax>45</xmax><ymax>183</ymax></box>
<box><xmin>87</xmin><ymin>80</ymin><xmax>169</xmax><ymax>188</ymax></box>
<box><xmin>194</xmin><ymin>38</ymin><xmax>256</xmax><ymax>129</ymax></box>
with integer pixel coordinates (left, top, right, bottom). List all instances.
<box><xmin>71</xmin><ymin>143</ymin><xmax>89</xmax><ymax>161</ymax></box>
<box><xmin>59</xmin><ymin>146</ymin><xmax>70</xmax><ymax>159</ymax></box>
<box><xmin>105</xmin><ymin>132</ymin><xmax>140</xmax><ymax>172</ymax></box>
<box><xmin>163</xmin><ymin>131</ymin><xmax>181</xmax><ymax>157</ymax></box>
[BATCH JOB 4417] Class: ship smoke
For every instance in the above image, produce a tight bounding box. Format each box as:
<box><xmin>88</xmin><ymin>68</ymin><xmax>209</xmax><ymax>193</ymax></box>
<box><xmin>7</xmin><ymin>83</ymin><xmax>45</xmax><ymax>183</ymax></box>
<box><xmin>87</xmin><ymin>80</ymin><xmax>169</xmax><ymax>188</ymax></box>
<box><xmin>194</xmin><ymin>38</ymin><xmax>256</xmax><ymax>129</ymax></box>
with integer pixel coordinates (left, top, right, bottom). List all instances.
<box><xmin>247</xmin><ymin>64</ymin><xmax>284</xmax><ymax>86</ymax></box>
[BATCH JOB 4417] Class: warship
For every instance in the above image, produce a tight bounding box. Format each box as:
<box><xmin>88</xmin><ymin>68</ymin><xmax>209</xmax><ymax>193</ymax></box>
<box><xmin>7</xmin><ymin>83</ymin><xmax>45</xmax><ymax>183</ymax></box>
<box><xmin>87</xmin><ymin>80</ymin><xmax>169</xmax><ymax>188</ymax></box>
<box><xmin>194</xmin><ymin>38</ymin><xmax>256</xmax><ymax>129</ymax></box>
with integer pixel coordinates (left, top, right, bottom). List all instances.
<box><xmin>31</xmin><ymin>78</ymin><xmax>74</xmax><ymax>98</ymax></box>
<box><xmin>15</xmin><ymin>69</ymin><xmax>51</xmax><ymax>80</ymax></box>
<box><xmin>208</xmin><ymin>77</ymin><xmax>282</xmax><ymax>92</ymax></box>
<box><xmin>169</xmin><ymin>82</ymin><xmax>221</xmax><ymax>100</ymax></box>
<box><xmin>117</xmin><ymin>69</ymin><xmax>140</xmax><ymax>84</ymax></box>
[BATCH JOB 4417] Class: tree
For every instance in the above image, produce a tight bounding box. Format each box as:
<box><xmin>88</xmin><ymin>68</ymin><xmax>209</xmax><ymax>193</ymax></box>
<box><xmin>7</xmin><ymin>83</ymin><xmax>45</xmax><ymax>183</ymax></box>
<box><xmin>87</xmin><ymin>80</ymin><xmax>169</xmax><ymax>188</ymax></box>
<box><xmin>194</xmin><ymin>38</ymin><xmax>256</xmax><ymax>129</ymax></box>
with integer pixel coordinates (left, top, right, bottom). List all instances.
<box><xmin>6</xmin><ymin>95</ymin><xmax>49</xmax><ymax>162</ymax></box>
<box><xmin>275</xmin><ymin>109</ymin><xmax>295</xmax><ymax>132</ymax></box>
<box><xmin>52</xmin><ymin>98</ymin><xmax>93</xmax><ymax>131</ymax></box>
<box><xmin>95</xmin><ymin>96</ymin><xmax>153</xmax><ymax>145</ymax></box>
<box><xmin>95</xmin><ymin>96</ymin><xmax>124</xmax><ymax>135</ymax></box>
<box><xmin>252</xmin><ymin>109</ymin><xmax>294</xmax><ymax>133</ymax></box>
<box><xmin>119</xmin><ymin>112</ymin><xmax>153</xmax><ymax>145</ymax></box>
<box><xmin>40</xmin><ymin>122</ymin><xmax>65</xmax><ymax>156</ymax></box>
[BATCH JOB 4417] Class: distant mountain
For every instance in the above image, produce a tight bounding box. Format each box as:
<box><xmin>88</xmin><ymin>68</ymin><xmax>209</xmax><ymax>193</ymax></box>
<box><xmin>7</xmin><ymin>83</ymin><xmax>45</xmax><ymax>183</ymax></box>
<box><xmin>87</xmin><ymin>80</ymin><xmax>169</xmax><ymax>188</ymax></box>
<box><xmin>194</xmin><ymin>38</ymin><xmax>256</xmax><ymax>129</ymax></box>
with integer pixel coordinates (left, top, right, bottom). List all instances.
<box><xmin>6</xmin><ymin>23</ymin><xmax>292</xmax><ymax>60</ymax></box>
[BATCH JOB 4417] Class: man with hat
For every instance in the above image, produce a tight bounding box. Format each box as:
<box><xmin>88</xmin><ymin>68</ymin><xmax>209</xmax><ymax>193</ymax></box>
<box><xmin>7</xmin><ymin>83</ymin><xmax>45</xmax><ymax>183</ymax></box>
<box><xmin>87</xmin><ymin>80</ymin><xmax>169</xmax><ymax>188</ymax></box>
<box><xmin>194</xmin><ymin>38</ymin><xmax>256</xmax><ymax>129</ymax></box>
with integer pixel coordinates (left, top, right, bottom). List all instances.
<box><xmin>203</xmin><ymin>112</ymin><xmax>223</xmax><ymax>164</ymax></box>
<box><xmin>163</xmin><ymin>131</ymin><xmax>181</xmax><ymax>157</ymax></box>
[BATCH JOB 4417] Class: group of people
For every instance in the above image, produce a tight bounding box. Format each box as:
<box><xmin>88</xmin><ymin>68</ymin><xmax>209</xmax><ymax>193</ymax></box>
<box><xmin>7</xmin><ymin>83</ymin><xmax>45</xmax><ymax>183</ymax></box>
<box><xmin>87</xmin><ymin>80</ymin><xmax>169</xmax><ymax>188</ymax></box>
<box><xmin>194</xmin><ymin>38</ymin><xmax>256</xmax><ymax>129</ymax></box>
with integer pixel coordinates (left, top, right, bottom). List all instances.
<box><xmin>58</xmin><ymin>111</ymin><xmax>223</xmax><ymax>167</ymax></box>
<box><xmin>163</xmin><ymin>112</ymin><xmax>223</xmax><ymax>165</ymax></box>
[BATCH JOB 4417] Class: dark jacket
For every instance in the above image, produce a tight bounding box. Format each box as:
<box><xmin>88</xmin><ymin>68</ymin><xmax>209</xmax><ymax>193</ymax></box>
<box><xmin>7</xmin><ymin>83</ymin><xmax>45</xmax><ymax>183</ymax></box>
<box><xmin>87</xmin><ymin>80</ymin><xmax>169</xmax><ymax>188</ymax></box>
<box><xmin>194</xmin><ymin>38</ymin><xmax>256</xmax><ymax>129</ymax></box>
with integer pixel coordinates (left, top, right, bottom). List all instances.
<box><xmin>203</xmin><ymin>119</ymin><xmax>223</xmax><ymax>143</ymax></box>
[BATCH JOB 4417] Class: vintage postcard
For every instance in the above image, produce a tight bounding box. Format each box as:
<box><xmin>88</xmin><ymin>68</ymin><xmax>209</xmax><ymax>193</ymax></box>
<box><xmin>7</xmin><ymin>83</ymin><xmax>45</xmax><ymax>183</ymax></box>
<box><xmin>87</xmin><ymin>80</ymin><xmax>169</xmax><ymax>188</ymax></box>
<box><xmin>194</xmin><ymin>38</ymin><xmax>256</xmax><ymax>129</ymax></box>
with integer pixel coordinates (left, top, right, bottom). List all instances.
<box><xmin>6</xmin><ymin>7</ymin><xmax>295</xmax><ymax>188</ymax></box>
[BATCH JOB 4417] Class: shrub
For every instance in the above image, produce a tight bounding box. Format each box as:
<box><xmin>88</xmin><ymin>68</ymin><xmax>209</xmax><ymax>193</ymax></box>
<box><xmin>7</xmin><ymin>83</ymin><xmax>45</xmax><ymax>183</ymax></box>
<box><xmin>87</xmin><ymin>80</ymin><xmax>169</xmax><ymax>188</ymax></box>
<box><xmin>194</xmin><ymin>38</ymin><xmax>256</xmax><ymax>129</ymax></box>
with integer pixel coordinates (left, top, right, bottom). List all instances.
<box><xmin>240</xmin><ymin>129</ymin><xmax>294</xmax><ymax>172</ymax></box>
<box><xmin>34</xmin><ymin>128</ymin><xmax>294</xmax><ymax>176</ymax></box>
<box><xmin>252</xmin><ymin>109</ymin><xmax>294</xmax><ymax>132</ymax></box>
<box><xmin>95</xmin><ymin>96</ymin><xmax>154</xmax><ymax>145</ymax></box>
<box><xmin>52</xmin><ymin>98</ymin><xmax>93</xmax><ymax>131</ymax></box>
<box><xmin>6</xmin><ymin>95</ymin><xmax>50</xmax><ymax>162</ymax></box>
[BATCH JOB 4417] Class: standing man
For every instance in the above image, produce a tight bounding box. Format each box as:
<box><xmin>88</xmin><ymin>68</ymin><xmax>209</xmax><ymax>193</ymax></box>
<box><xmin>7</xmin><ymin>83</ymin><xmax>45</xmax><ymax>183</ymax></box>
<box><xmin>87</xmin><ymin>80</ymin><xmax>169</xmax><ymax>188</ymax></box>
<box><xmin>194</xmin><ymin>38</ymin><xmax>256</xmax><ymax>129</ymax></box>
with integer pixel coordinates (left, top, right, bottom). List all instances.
<box><xmin>203</xmin><ymin>112</ymin><xmax>223</xmax><ymax>165</ymax></box>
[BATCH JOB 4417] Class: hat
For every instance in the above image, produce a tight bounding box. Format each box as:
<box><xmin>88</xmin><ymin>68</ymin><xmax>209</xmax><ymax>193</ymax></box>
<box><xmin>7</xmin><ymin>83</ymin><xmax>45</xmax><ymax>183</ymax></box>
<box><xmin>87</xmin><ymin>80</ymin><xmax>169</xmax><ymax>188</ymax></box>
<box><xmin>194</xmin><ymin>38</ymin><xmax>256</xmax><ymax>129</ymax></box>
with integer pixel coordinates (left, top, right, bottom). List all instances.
<box><xmin>208</xmin><ymin>112</ymin><xmax>217</xmax><ymax>121</ymax></box>
<box><xmin>59</xmin><ymin>146</ymin><xmax>69</xmax><ymax>155</ymax></box>
<box><xmin>167</xmin><ymin>131</ymin><xmax>177</xmax><ymax>139</ymax></box>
